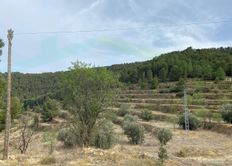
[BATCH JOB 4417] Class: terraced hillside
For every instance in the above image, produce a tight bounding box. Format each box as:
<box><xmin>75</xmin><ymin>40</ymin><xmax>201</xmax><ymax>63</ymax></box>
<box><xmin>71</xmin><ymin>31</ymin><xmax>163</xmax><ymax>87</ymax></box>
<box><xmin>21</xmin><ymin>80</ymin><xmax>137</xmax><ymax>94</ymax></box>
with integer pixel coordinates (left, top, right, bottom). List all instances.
<box><xmin>116</xmin><ymin>79</ymin><xmax>232</xmax><ymax>125</ymax></box>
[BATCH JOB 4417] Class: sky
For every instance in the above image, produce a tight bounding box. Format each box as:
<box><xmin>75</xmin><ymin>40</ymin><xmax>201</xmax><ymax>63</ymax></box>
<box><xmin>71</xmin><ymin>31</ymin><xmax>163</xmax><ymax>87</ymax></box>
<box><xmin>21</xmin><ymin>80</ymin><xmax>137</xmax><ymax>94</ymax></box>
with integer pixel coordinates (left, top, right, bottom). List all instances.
<box><xmin>0</xmin><ymin>0</ymin><xmax>232</xmax><ymax>73</ymax></box>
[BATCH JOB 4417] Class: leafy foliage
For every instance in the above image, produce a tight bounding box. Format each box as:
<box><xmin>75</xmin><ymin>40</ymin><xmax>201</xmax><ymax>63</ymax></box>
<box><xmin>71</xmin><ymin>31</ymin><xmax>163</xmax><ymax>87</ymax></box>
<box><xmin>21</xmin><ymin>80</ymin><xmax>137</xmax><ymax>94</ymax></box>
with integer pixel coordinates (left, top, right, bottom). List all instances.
<box><xmin>41</xmin><ymin>97</ymin><xmax>58</xmax><ymax>122</ymax></box>
<box><xmin>123</xmin><ymin>121</ymin><xmax>144</xmax><ymax>145</ymax></box>
<box><xmin>221</xmin><ymin>104</ymin><xmax>232</xmax><ymax>123</ymax></box>
<box><xmin>61</xmin><ymin>61</ymin><xmax>119</xmax><ymax>146</ymax></box>
<box><xmin>117</xmin><ymin>104</ymin><xmax>130</xmax><ymax>117</ymax></box>
<box><xmin>140</xmin><ymin>109</ymin><xmax>153</xmax><ymax>121</ymax></box>
<box><xmin>108</xmin><ymin>47</ymin><xmax>232</xmax><ymax>84</ymax></box>
<box><xmin>158</xmin><ymin>145</ymin><xmax>168</xmax><ymax>164</ymax></box>
<box><xmin>178</xmin><ymin>113</ymin><xmax>200</xmax><ymax>130</ymax></box>
<box><xmin>122</xmin><ymin>114</ymin><xmax>141</xmax><ymax>145</ymax></box>
<box><xmin>91</xmin><ymin>119</ymin><xmax>117</xmax><ymax>149</ymax></box>
<box><xmin>57</xmin><ymin>128</ymin><xmax>81</xmax><ymax>148</ymax></box>
<box><xmin>156</xmin><ymin>128</ymin><xmax>172</xmax><ymax>145</ymax></box>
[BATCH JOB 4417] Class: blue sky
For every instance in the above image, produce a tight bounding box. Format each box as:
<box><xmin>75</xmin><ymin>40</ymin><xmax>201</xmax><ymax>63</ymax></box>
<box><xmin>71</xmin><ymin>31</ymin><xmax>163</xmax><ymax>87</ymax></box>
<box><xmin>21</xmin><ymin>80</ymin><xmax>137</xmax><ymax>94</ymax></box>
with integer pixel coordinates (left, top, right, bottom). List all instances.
<box><xmin>0</xmin><ymin>0</ymin><xmax>232</xmax><ymax>73</ymax></box>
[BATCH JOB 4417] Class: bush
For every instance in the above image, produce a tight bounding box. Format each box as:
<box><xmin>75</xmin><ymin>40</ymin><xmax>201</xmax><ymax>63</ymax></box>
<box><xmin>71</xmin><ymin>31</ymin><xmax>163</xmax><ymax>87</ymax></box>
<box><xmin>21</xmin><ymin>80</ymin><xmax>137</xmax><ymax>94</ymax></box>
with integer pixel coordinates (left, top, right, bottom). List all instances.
<box><xmin>221</xmin><ymin>104</ymin><xmax>232</xmax><ymax>123</ymax></box>
<box><xmin>151</xmin><ymin>77</ymin><xmax>159</xmax><ymax>89</ymax></box>
<box><xmin>178</xmin><ymin>114</ymin><xmax>200</xmax><ymax>130</ymax></box>
<box><xmin>123</xmin><ymin>122</ymin><xmax>144</xmax><ymax>144</ymax></box>
<box><xmin>170</xmin><ymin>78</ymin><xmax>186</xmax><ymax>93</ymax></box>
<box><xmin>41</xmin><ymin>97</ymin><xmax>58</xmax><ymax>122</ymax></box>
<box><xmin>140</xmin><ymin>110</ymin><xmax>153</xmax><ymax>121</ymax></box>
<box><xmin>40</xmin><ymin>156</ymin><xmax>56</xmax><ymax>165</ymax></box>
<box><xmin>57</xmin><ymin>128</ymin><xmax>81</xmax><ymax>148</ymax></box>
<box><xmin>156</xmin><ymin>128</ymin><xmax>172</xmax><ymax>145</ymax></box>
<box><xmin>58</xmin><ymin>110</ymin><xmax>70</xmax><ymax>120</ymax></box>
<box><xmin>117</xmin><ymin>104</ymin><xmax>130</xmax><ymax>117</ymax></box>
<box><xmin>91</xmin><ymin>120</ymin><xmax>117</xmax><ymax>149</ymax></box>
<box><xmin>123</xmin><ymin>114</ymin><xmax>138</xmax><ymax>126</ymax></box>
<box><xmin>158</xmin><ymin>145</ymin><xmax>168</xmax><ymax>163</ymax></box>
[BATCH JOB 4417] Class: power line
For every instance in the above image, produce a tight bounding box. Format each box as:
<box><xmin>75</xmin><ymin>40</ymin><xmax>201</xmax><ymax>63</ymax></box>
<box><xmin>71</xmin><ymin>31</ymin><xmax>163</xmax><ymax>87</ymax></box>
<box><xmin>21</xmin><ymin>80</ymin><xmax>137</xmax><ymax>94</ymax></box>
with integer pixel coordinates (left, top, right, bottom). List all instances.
<box><xmin>14</xmin><ymin>19</ymin><xmax>232</xmax><ymax>36</ymax></box>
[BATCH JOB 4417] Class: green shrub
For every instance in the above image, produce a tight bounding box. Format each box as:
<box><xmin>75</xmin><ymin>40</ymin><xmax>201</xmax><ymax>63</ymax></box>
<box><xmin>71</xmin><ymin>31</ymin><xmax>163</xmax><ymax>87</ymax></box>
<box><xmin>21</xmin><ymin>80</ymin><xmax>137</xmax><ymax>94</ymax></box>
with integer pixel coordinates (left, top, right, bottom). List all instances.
<box><xmin>158</xmin><ymin>145</ymin><xmax>168</xmax><ymax>163</ymax></box>
<box><xmin>123</xmin><ymin>122</ymin><xmax>144</xmax><ymax>144</ymax></box>
<box><xmin>57</xmin><ymin>128</ymin><xmax>81</xmax><ymax>148</ymax></box>
<box><xmin>151</xmin><ymin>77</ymin><xmax>159</xmax><ymax>89</ymax></box>
<box><xmin>221</xmin><ymin>104</ymin><xmax>232</xmax><ymax>123</ymax></box>
<box><xmin>170</xmin><ymin>78</ymin><xmax>186</xmax><ymax>93</ymax></box>
<box><xmin>138</xmin><ymin>79</ymin><xmax>149</xmax><ymax>90</ymax></box>
<box><xmin>117</xmin><ymin>104</ymin><xmax>130</xmax><ymax>117</ymax></box>
<box><xmin>156</xmin><ymin>128</ymin><xmax>172</xmax><ymax>145</ymax></box>
<box><xmin>178</xmin><ymin>114</ymin><xmax>200</xmax><ymax>130</ymax></box>
<box><xmin>140</xmin><ymin>110</ymin><xmax>153</xmax><ymax>121</ymax></box>
<box><xmin>41</xmin><ymin>97</ymin><xmax>58</xmax><ymax>122</ymax></box>
<box><xmin>91</xmin><ymin>120</ymin><xmax>117</xmax><ymax>149</ymax></box>
<box><xmin>123</xmin><ymin>114</ymin><xmax>138</xmax><ymax>126</ymax></box>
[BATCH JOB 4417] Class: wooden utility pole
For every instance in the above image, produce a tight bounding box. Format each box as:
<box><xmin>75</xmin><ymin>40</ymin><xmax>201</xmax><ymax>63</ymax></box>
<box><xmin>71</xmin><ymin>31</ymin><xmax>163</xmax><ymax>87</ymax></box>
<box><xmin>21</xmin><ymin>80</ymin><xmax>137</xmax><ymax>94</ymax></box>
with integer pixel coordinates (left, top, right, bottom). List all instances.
<box><xmin>3</xmin><ymin>29</ymin><xmax>13</xmax><ymax>160</ymax></box>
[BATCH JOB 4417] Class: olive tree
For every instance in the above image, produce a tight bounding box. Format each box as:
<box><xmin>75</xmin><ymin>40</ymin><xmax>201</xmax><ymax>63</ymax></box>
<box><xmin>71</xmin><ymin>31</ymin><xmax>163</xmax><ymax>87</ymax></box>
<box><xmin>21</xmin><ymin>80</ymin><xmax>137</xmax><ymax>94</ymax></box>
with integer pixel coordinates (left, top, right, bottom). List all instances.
<box><xmin>61</xmin><ymin>61</ymin><xmax>119</xmax><ymax>147</ymax></box>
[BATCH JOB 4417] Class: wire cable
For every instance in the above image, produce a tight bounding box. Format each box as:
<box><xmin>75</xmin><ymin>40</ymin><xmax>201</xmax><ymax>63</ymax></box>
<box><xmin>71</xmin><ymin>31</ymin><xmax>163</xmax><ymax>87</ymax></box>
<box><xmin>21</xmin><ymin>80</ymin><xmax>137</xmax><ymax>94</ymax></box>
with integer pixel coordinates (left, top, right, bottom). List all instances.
<box><xmin>14</xmin><ymin>19</ymin><xmax>232</xmax><ymax>36</ymax></box>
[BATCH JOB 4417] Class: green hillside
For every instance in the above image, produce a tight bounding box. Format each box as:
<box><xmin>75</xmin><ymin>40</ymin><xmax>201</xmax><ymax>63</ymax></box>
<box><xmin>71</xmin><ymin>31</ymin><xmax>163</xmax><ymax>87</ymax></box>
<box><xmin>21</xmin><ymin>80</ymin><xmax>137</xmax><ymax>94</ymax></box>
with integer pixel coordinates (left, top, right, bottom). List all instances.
<box><xmin>1</xmin><ymin>47</ymin><xmax>232</xmax><ymax>102</ymax></box>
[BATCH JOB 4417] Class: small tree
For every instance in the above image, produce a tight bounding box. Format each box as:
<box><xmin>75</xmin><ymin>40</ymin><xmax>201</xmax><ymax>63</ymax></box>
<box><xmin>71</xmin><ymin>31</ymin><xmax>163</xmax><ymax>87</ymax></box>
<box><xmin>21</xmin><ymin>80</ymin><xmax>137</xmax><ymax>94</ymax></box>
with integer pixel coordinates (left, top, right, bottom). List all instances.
<box><xmin>11</xmin><ymin>97</ymin><xmax>22</xmax><ymax>120</ymax></box>
<box><xmin>214</xmin><ymin>67</ymin><xmax>225</xmax><ymax>80</ymax></box>
<box><xmin>151</xmin><ymin>76</ymin><xmax>159</xmax><ymax>89</ymax></box>
<box><xmin>61</xmin><ymin>61</ymin><xmax>119</xmax><ymax>147</ymax></box>
<box><xmin>221</xmin><ymin>104</ymin><xmax>232</xmax><ymax>123</ymax></box>
<box><xmin>41</xmin><ymin>97</ymin><xmax>58</xmax><ymax>122</ymax></box>
<box><xmin>43</xmin><ymin>131</ymin><xmax>57</xmax><ymax>154</ymax></box>
<box><xmin>123</xmin><ymin>122</ymin><xmax>144</xmax><ymax>144</ymax></box>
<box><xmin>14</xmin><ymin>114</ymin><xmax>39</xmax><ymax>154</ymax></box>
<box><xmin>140</xmin><ymin>109</ymin><xmax>153</xmax><ymax>121</ymax></box>
<box><xmin>158</xmin><ymin>144</ymin><xmax>168</xmax><ymax>164</ymax></box>
<box><xmin>170</xmin><ymin>78</ymin><xmax>186</xmax><ymax>93</ymax></box>
<box><xmin>156</xmin><ymin>128</ymin><xmax>172</xmax><ymax>164</ymax></box>
<box><xmin>156</xmin><ymin>128</ymin><xmax>172</xmax><ymax>145</ymax></box>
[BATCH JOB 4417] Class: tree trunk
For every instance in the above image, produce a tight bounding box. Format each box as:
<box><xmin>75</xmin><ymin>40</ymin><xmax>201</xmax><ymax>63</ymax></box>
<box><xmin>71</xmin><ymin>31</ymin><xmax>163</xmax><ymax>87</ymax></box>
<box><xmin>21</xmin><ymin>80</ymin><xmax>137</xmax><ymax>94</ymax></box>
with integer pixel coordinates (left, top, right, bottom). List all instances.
<box><xmin>3</xmin><ymin>29</ymin><xmax>13</xmax><ymax>160</ymax></box>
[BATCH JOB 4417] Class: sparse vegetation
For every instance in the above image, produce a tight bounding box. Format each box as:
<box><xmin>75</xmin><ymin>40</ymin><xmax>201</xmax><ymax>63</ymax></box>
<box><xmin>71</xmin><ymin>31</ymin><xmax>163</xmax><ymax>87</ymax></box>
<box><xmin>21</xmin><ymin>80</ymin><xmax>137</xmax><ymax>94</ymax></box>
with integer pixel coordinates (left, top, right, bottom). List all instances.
<box><xmin>39</xmin><ymin>156</ymin><xmax>56</xmax><ymax>165</ymax></box>
<box><xmin>14</xmin><ymin>114</ymin><xmax>39</xmax><ymax>154</ymax></box>
<box><xmin>43</xmin><ymin>131</ymin><xmax>57</xmax><ymax>154</ymax></box>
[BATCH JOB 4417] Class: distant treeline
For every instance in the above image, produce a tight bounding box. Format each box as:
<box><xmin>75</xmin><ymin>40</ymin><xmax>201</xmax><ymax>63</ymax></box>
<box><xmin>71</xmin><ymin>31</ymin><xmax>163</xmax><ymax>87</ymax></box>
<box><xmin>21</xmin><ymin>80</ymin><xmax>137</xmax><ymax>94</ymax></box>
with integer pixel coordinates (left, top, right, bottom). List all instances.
<box><xmin>108</xmin><ymin>47</ymin><xmax>232</xmax><ymax>83</ymax></box>
<box><xmin>0</xmin><ymin>47</ymin><xmax>232</xmax><ymax>103</ymax></box>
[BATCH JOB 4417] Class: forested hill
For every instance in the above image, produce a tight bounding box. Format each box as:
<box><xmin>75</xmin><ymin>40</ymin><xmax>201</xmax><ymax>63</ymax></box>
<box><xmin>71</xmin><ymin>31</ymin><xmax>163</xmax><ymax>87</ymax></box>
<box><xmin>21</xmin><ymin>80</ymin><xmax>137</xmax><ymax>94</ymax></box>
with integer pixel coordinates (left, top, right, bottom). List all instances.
<box><xmin>108</xmin><ymin>47</ymin><xmax>232</xmax><ymax>83</ymax></box>
<box><xmin>0</xmin><ymin>72</ymin><xmax>62</xmax><ymax>100</ymax></box>
<box><xmin>1</xmin><ymin>47</ymin><xmax>232</xmax><ymax>101</ymax></box>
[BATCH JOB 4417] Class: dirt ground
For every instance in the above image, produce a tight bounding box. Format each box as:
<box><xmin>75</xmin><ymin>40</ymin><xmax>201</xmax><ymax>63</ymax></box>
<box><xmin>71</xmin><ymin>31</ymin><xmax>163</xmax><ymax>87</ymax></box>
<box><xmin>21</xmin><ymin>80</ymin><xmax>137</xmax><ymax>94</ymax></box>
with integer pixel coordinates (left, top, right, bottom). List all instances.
<box><xmin>0</xmin><ymin>120</ymin><xmax>231</xmax><ymax>166</ymax></box>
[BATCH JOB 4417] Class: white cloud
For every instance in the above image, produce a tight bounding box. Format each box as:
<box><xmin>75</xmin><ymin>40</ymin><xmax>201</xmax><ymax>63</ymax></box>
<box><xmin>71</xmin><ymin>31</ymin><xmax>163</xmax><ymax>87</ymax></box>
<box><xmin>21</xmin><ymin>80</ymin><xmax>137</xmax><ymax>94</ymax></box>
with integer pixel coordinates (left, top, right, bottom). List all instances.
<box><xmin>0</xmin><ymin>0</ymin><xmax>231</xmax><ymax>72</ymax></box>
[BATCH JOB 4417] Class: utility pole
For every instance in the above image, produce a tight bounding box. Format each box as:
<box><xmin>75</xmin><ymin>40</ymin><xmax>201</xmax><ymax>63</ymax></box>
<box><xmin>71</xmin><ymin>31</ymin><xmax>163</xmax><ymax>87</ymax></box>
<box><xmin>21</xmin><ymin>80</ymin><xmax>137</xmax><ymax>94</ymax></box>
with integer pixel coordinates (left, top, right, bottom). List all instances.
<box><xmin>184</xmin><ymin>88</ymin><xmax>189</xmax><ymax>131</ymax></box>
<box><xmin>3</xmin><ymin>29</ymin><xmax>13</xmax><ymax>160</ymax></box>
